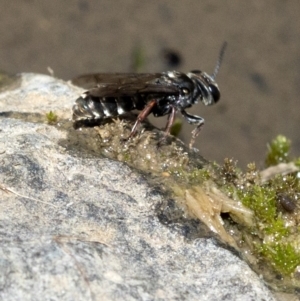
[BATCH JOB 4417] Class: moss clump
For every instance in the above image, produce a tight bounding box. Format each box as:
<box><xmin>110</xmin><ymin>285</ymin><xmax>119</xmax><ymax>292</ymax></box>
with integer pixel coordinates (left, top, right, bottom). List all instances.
<box><xmin>234</xmin><ymin>168</ymin><xmax>291</xmax><ymax>241</ymax></box>
<box><xmin>170</xmin><ymin>119</ymin><xmax>183</xmax><ymax>137</ymax></box>
<box><xmin>238</xmin><ymin>185</ymin><xmax>277</xmax><ymax>224</ymax></box>
<box><xmin>161</xmin><ymin>135</ymin><xmax>300</xmax><ymax>279</ymax></box>
<box><xmin>219</xmin><ymin>158</ymin><xmax>239</xmax><ymax>185</ymax></box>
<box><xmin>216</xmin><ymin>137</ymin><xmax>300</xmax><ymax>280</ymax></box>
<box><xmin>169</xmin><ymin>166</ymin><xmax>211</xmax><ymax>185</ymax></box>
<box><xmin>294</xmin><ymin>157</ymin><xmax>300</xmax><ymax>168</ymax></box>
<box><xmin>260</xmin><ymin>243</ymin><xmax>300</xmax><ymax>275</ymax></box>
<box><xmin>265</xmin><ymin>135</ymin><xmax>291</xmax><ymax>167</ymax></box>
<box><xmin>235</xmin><ymin>175</ymin><xmax>299</xmax><ymax>276</ymax></box>
<box><xmin>46</xmin><ymin>111</ymin><xmax>58</xmax><ymax>124</ymax></box>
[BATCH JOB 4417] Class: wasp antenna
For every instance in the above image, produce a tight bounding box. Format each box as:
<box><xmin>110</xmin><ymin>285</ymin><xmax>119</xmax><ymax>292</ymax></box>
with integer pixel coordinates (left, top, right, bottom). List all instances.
<box><xmin>211</xmin><ymin>42</ymin><xmax>227</xmax><ymax>80</ymax></box>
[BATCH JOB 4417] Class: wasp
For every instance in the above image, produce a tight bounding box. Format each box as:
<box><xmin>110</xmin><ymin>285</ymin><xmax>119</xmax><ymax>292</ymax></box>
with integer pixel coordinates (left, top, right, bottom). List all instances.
<box><xmin>72</xmin><ymin>43</ymin><xmax>227</xmax><ymax>147</ymax></box>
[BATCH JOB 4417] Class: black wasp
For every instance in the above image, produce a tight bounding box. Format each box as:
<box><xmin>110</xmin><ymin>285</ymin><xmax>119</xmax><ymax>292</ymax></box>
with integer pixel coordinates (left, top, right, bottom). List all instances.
<box><xmin>72</xmin><ymin>43</ymin><xmax>227</xmax><ymax>148</ymax></box>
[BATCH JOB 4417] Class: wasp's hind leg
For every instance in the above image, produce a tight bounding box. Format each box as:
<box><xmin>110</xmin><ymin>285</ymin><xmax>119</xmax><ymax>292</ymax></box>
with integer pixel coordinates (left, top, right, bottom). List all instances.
<box><xmin>124</xmin><ymin>100</ymin><xmax>157</xmax><ymax>142</ymax></box>
<box><xmin>180</xmin><ymin>109</ymin><xmax>205</xmax><ymax>148</ymax></box>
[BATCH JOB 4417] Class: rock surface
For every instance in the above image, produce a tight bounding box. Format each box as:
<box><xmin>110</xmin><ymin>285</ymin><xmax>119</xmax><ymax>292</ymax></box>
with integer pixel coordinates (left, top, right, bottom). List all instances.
<box><xmin>0</xmin><ymin>74</ymin><xmax>276</xmax><ymax>300</ymax></box>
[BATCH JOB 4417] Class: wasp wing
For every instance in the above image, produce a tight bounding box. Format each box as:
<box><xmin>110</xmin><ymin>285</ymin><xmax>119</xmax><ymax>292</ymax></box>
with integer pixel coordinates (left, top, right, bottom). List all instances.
<box><xmin>72</xmin><ymin>73</ymin><xmax>180</xmax><ymax>98</ymax></box>
<box><xmin>72</xmin><ymin>73</ymin><xmax>161</xmax><ymax>89</ymax></box>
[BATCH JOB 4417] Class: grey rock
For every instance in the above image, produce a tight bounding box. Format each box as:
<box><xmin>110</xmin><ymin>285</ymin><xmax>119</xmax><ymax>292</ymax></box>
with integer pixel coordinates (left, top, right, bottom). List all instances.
<box><xmin>0</xmin><ymin>74</ymin><xmax>276</xmax><ymax>301</ymax></box>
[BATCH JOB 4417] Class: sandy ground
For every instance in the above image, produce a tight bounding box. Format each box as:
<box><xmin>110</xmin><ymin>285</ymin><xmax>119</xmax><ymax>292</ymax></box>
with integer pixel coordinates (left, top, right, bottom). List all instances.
<box><xmin>0</xmin><ymin>0</ymin><xmax>299</xmax><ymax>168</ymax></box>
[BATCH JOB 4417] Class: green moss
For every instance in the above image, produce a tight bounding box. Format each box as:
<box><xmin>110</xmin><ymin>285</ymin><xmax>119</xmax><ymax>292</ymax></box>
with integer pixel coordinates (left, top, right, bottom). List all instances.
<box><xmin>167</xmin><ymin>149</ymin><xmax>298</xmax><ymax>278</ymax></box>
<box><xmin>186</xmin><ymin>168</ymin><xmax>211</xmax><ymax>184</ymax></box>
<box><xmin>260</xmin><ymin>243</ymin><xmax>300</xmax><ymax>275</ymax></box>
<box><xmin>121</xmin><ymin>151</ymin><xmax>131</xmax><ymax>163</ymax></box>
<box><xmin>266</xmin><ymin>218</ymin><xmax>290</xmax><ymax>237</ymax></box>
<box><xmin>237</xmin><ymin>184</ymin><xmax>290</xmax><ymax>239</ymax></box>
<box><xmin>238</xmin><ymin>185</ymin><xmax>277</xmax><ymax>223</ymax></box>
<box><xmin>170</xmin><ymin>119</ymin><xmax>183</xmax><ymax>137</ymax></box>
<box><xmin>265</xmin><ymin>135</ymin><xmax>291</xmax><ymax>167</ymax></box>
<box><xmin>215</xmin><ymin>138</ymin><xmax>300</xmax><ymax>281</ymax></box>
<box><xmin>294</xmin><ymin>157</ymin><xmax>300</xmax><ymax>168</ymax></box>
<box><xmin>46</xmin><ymin>111</ymin><xmax>58</xmax><ymax>124</ymax></box>
<box><xmin>168</xmin><ymin>166</ymin><xmax>210</xmax><ymax>185</ymax></box>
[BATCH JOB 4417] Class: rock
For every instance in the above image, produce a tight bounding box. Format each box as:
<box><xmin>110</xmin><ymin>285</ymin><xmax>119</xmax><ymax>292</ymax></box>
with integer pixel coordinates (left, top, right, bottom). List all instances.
<box><xmin>0</xmin><ymin>73</ymin><xmax>276</xmax><ymax>301</ymax></box>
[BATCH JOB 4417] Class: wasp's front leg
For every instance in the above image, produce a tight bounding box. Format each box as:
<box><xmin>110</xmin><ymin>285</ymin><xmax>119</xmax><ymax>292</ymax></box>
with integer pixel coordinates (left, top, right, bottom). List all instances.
<box><xmin>180</xmin><ymin>109</ymin><xmax>205</xmax><ymax>148</ymax></box>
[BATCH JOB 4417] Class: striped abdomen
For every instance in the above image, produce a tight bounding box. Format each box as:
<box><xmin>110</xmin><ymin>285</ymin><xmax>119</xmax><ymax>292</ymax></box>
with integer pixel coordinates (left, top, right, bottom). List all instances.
<box><xmin>72</xmin><ymin>92</ymin><xmax>146</xmax><ymax>122</ymax></box>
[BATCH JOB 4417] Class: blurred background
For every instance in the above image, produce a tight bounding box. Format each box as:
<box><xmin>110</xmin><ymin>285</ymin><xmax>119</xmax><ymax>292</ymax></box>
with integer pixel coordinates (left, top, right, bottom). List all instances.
<box><xmin>0</xmin><ymin>0</ymin><xmax>299</xmax><ymax>168</ymax></box>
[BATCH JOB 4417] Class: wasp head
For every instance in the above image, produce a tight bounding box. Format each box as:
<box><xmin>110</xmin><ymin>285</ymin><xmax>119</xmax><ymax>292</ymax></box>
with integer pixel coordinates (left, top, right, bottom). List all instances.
<box><xmin>188</xmin><ymin>42</ymin><xmax>227</xmax><ymax>106</ymax></box>
<box><xmin>188</xmin><ymin>71</ymin><xmax>220</xmax><ymax>106</ymax></box>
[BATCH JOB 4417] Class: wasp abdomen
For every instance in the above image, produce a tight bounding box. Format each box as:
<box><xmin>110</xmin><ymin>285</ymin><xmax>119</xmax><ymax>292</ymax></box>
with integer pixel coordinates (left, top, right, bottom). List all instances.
<box><xmin>72</xmin><ymin>93</ymin><xmax>141</xmax><ymax>121</ymax></box>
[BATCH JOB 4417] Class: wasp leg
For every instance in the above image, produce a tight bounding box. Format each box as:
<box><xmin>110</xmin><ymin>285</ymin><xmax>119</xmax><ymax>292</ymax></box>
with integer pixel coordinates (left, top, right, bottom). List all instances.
<box><xmin>157</xmin><ymin>106</ymin><xmax>176</xmax><ymax>147</ymax></box>
<box><xmin>180</xmin><ymin>109</ymin><xmax>205</xmax><ymax>148</ymax></box>
<box><xmin>128</xmin><ymin>100</ymin><xmax>157</xmax><ymax>139</ymax></box>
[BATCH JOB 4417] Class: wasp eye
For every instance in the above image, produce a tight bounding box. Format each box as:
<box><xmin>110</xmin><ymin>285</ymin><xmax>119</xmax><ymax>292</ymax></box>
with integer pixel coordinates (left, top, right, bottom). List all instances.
<box><xmin>181</xmin><ymin>88</ymin><xmax>190</xmax><ymax>95</ymax></box>
<box><xmin>208</xmin><ymin>84</ymin><xmax>220</xmax><ymax>102</ymax></box>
